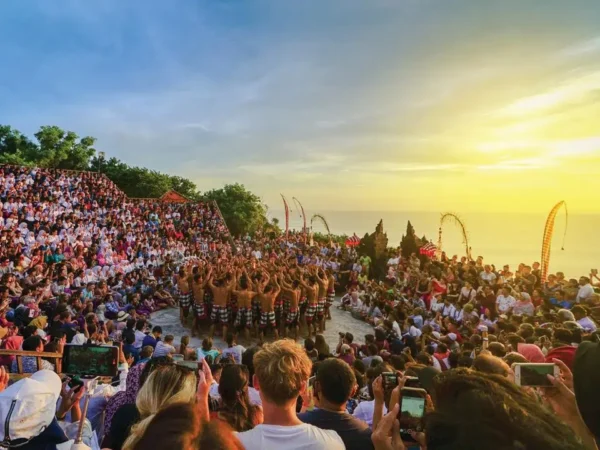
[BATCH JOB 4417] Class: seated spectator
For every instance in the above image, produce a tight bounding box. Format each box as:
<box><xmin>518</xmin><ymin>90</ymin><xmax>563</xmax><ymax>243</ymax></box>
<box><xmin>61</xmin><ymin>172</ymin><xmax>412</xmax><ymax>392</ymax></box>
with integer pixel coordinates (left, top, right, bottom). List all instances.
<box><xmin>141</xmin><ymin>325</ymin><xmax>162</xmax><ymax>348</ymax></box>
<box><xmin>0</xmin><ymin>370</ymin><xmax>91</xmax><ymax>449</ymax></box>
<box><xmin>197</xmin><ymin>337</ymin><xmax>220</xmax><ymax>363</ymax></box>
<box><xmin>177</xmin><ymin>335</ymin><xmax>196</xmax><ymax>360</ymax></box>
<box><xmin>314</xmin><ymin>334</ymin><xmax>330</xmax><ymax>357</ymax></box>
<box><xmin>138</xmin><ymin>345</ymin><xmax>154</xmax><ymax>364</ymax></box>
<box><xmin>213</xmin><ymin>364</ymin><xmax>263</xmax><ymax>431</ymax></box>
<box><xmin>153</xmin><ymin>335</ymin><xmax>176</xmax><ymax>358</ymax></box>
<box><xmin>299</xmin><ymin>358</ymin><xmax>373</xmax><ymax>450</ymax></box>
<box><xmin>305</xmin><ymin>338</ymin><xmax>319</xmax><ymax>362</ymax></box>
<box><xmin>221</xmin><ymin>333</ymin><xmax>246</xmax><ymax>364</ymax></box>
<box><xmin>11</xmin><ymin>335</ymin><xmax>55</xmax><ymax>373</ymax></box>
<box><xmin>236</xmin><ymin>340</ymin><xmax>344</xmax><ymax>450</ymax></box>
<box><xmin>338</xmin><ymin>344</ymin><xmax>356</xmax><ymax>366</ymax></box>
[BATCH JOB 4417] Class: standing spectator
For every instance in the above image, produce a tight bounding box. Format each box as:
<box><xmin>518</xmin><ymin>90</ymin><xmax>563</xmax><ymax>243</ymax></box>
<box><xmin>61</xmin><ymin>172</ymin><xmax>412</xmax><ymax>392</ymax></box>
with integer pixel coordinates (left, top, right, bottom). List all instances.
<box><xmin>237</xmin><ymin>340</ymin><xmax>344</xmax><ymax>450</ymax></box>
<box><xmin>214</xmin><ymin>364</ymin><xmax>263</xmax><ymax>431</ymax></box>
<box><xmin>299</xmin><ymin>358</ymin><xmax>373</xmax><ymax>450</ymax></box>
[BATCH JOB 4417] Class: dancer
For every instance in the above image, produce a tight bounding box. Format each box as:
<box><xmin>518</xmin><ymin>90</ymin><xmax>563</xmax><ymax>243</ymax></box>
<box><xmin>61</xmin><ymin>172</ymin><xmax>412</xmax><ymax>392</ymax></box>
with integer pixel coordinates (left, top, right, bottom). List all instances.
<box><xmin>299</xmin><ymin>269</ymin><xmax>319</xmax><ymax>338</ymax></box>
<box><xmin>232</xmin><ymin>268</ymin><xmax>257</xmax><ymax>342</ymax></box>
<box><xmin>191</xmin><ymin>265</ymin><xmax>211</xmax><ymax>337</ymax></box>
<box><xmin>258</xmin><ymin>273</ymin><xmax>280</xmax><ymax>344</ymax></box>
<box><xmin>280</xmin><ymin>274</ymin><xmax>301</xmax><ymax>341</ymax></box>
<box><xmin>176</xmin><ymin>264</ymin><xmax>192</xmax><ymax>325</ymax></box>
<box><xmin>208</xmin><ymin>270</ymin><xmax>233</xmax><ymax>339</ymax></box>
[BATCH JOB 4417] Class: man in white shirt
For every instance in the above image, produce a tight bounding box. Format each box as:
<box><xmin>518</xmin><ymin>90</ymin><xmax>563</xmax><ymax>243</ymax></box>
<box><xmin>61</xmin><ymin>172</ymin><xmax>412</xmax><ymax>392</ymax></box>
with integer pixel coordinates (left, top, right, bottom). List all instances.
<box><xmin>496</xmin><ymin>288</ymin><xmax>516</xmax><ymax>314</ymax></box>
<box><xmin>237</xmin><ymin>340</ymin><xmax>344</xmax><ymax>450</ymax></box>
<box><xmin>576</xmin><ymin>277</ymin><xmax>595</xmax><ymax>303</ymax></box>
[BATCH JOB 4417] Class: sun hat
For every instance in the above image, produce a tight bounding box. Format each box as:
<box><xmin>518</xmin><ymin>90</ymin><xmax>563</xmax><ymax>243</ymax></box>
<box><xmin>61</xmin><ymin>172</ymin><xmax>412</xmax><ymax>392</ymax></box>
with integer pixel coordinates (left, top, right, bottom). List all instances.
<box><xmin>0</xmin><ymin>370</ymin><xmax>62</xmax><ymax>444</ymax></box>
<box><xmin>117</xmin><ymin>311</ymin><xmax>130</xmax><ymax>322</ymax></box>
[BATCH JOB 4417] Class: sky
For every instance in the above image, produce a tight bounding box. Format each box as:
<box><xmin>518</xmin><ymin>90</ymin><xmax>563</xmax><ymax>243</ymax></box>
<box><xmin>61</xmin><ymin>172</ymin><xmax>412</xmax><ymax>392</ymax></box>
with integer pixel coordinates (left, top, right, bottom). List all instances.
<box><xmin>1</xmin><ymin>0</ymin><xmax>600</xmax><ymax>214</ymax></box>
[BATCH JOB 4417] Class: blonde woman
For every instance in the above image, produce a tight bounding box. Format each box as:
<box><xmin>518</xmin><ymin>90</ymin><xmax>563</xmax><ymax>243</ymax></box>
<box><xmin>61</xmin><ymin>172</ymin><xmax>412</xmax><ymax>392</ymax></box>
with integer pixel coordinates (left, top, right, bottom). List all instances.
<box><xmin>123</xmin><ymin>364</ymin><xmax>197</xmax><ymax>450</ymax></box>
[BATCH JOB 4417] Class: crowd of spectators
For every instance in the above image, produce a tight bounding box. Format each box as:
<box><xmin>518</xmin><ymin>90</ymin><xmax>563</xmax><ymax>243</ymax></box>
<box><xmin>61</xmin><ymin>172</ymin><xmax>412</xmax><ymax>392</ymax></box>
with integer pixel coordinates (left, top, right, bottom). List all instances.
<box><xmin>0</xmin><ymin>164</ymin><xmax>598</xmax><ymax>450</ymax></box>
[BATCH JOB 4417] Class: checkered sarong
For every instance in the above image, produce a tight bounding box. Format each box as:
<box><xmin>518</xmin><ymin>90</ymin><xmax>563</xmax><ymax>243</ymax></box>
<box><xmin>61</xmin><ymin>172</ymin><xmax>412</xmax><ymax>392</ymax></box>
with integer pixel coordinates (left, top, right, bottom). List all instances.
<box><xmin>260</xmin><ymin>311</ymin><xmax>276</xmax><ymax>329</ymax></box>
<box><xmin>316</xmin><ymin>298</ymin><xmax>326</xmax><ymax>318</ymax></box>
<box><xmin>327</xmin><ymin>290</ymin><xmax>335</xmax><ymax>307</ymax></box>
<box><xmin>235</xmin><ymin>307</ymin><xmax>253</xmax><ymax>328</ymax></box>
<box><xmin>178</xmin><ymin>292</ymin><xmax>192</xmax><ymax>309</ymax></box>
<box><xmin>193</xmin><ymin>302</ymin><xmax>206</xmax><ymax>320</ymax></box>
<box><xmin>305</xmin><ymin>303</ymin><xmax>317</xmax><ymax>323</ymax></box>
<box><xmin>211</xmin><ymin>305</ymin><xmax>229</xmax><ymax>324</ymax></box>
<box><xmin>286</xmin><ymin>308</ymin><xmax>299</xmax><ymax>326</ymax></box>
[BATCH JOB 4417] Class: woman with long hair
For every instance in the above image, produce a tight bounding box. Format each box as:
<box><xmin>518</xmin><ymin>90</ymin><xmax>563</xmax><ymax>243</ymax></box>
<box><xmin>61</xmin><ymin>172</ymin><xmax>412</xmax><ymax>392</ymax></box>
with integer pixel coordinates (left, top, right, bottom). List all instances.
<box><xmin>129</xmin><ymin>402</ymin><xmax>244</xmax><ymax>450</ymax></box>
<box><xmin>214</xmin><ymin>365</ymin><xmax>263</xmax><ymax>432</ymax></box>
<box><xmin>122</xmin><ymin>364</ymin><xmax>197</xmax><ymax>450</ymax></box>
<box><xmin>314</xmin><ymin>334</ymin><xmax>330</xmax><ymax>357</ymax></box>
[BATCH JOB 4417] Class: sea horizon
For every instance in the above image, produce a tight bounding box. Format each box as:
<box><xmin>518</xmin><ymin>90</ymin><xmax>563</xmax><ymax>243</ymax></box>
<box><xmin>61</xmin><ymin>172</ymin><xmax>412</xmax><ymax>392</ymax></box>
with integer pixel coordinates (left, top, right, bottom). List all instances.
<box><xmin>270</xmin><ymin>210</ymin><xmax>598</xmax><ymax>279</ymax></box>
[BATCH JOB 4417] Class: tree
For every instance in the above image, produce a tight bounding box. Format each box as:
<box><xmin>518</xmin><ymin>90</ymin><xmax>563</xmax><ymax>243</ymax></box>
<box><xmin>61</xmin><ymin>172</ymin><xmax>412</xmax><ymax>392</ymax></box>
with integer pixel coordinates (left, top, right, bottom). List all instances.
<box><xmin>0</xmin><ymin>125</ymin><xmax>38</xmax><ymax>165</ymax></box>
<box><xmin>203</xmin><ymin>183</ymin><xmax>267</xmax><ymax>236</ymax></box>
<box><xmin>400</xmin><ymin>220</ymin><xmax>419</xmax><ymax>259</ymax></box>
<box><xmin>34</xmin><ymin>126</ymin><xmax>96</xmax><ymax>169</ymax></box>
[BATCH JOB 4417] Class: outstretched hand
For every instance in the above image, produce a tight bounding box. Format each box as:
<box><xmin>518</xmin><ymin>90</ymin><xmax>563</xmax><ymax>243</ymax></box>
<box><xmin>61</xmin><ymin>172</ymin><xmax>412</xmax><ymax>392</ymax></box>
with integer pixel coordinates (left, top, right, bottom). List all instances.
<box><xmin>372</xmin><ymin>404</ymin><xmax>406</xmax><ymax>450</ymax></box>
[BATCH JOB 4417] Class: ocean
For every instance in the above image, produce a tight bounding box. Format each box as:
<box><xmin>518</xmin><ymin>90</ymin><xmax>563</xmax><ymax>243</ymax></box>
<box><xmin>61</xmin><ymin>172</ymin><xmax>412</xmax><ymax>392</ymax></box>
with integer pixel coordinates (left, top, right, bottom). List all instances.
<box><xmin>270</xmin><ymin>210</ymin><xmax>599</xmax><ymax>279</ymax></box>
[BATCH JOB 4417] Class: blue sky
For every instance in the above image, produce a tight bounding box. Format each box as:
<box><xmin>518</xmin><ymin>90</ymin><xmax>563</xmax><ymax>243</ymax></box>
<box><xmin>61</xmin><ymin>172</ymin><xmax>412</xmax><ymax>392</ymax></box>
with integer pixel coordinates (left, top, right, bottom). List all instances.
<box><xmin>2</xmin><ymin>0</ymin><xmax>600</xmax><ymax>213</ymax></box>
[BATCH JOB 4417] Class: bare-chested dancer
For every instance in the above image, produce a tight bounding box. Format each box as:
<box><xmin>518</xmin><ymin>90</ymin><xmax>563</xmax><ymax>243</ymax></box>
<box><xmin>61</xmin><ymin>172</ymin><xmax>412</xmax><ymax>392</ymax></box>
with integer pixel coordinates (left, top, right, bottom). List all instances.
<box><xmin>315</xmin><ymin>268</ymin><xmax>328</xmax><ymax>332</ymax></box>
<box><xmin>191</xmin><ymin>265</ymin><xmax>211</xmax><ymax>336</ymax></box>
<box><xmin>299</xmin><ymin>269</ymin><xmax>319</xmax><ymax>338</ymax></box>
<box><xmin>176</xmin><ymin>264</ymin><xmax>192</xmax><ymax>325</ymax></box>
<box><xmin>208</xmin><ymin>269</ymin><xmax>233</xmax><ymax>338</ymax></box>
<box><xmin>257</xmin><ymin>272</ymin><xmax>280</xmax><ymax>344</ymax></box>
<box><xmin>326</xmin><ymin>268</ymin><xmax>336</xmax><ymax>320</ymax></box>
<box><xmin>232</xmin><ymin>268</ymin><xmax>256</xmax><ymax>342</ymax></box>
<box><xmin>280</xmin><ymin>273</ymin><xmax>301</xmax><ymax>341</ymax></box>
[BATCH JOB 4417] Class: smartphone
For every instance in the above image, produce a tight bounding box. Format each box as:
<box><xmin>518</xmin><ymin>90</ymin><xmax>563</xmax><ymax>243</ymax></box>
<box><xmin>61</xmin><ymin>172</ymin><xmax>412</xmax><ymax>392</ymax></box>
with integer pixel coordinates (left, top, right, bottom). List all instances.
<box><xmin>404</xmin><ymin>376</ymin><xmax>420</xmax><ymax>389</ymax></box>
<box><xmin>398</xmin><ymin>387</ymin><xmax>427</xmax><ymax>442</ymax></box>
<box><xmin>63</xmin><ymin>344</ymin><xmax>119</xmax><ymax>377</ymax></box>
<box><xmin>382</xmin><ymin>372</ymin><xmax>398</xmax><ymax>391</ymax></box>
<box><xmin>513</xmin><ymin>363</ymin><xmax>560</xmax><ymax>387</ymax></box>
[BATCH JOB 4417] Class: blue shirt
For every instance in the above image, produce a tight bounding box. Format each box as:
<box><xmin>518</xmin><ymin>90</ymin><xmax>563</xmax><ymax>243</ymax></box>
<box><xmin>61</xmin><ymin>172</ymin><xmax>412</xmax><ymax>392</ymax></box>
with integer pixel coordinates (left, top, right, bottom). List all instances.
<box><xmin>142</xmin><ymin>335</ymin><xmax>158</xmax><ymax>348</ymax></box>
<box><xmin>298</xmin><ymin>408</ymin><xmax>373</xmax><ymax>450</ymax></box>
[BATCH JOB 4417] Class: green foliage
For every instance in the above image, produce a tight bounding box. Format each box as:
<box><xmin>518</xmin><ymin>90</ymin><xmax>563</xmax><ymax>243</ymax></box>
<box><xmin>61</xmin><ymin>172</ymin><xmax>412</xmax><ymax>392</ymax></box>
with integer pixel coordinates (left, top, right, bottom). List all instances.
<box><xmin>203</xmin><ymin>183</ymin><xmax>267</xmax><ymax>236</ymax></box>
<box><xmin>400</xmin><ymin>220</ymin><xmax>419</xmax><ymax>259</ymax></box>
<box><xmin>312</xmin><ymin>232</ymin><xmax>348</xmax><ymax>245</ymax></box>
<box><xmin>0</xmin><ymin>124</ymin><xmax>202</xmax><ymax>200</ymax></box>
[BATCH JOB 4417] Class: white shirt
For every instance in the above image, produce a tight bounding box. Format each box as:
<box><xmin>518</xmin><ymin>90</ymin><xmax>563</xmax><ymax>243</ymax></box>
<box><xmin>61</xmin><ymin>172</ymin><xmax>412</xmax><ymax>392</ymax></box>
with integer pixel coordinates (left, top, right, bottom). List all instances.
<box><xmin>353</xmin><ymin>399</ymin><xmax>387</xmax><ymax>427</ymax></box>
<box><xmin>237</xmin><ymin>423</ymin><xmax>344</xmax><ymax>450</ymax></box>
<box><xmin>154</xmin><ymin>341</ymin><xmax>176</xmax><ymax>358</ymax></box>
<box><xmin>576</xmin><ymin>284</ymin><xmax>594</xmax><ymax>303</ymax></box>
<box><xmin>134</xmin><ymin>330</ymin><xmax>146</xmax><ymax>349</ymax></box>
<box><xmin>496</xmin><ymin>295</ymin><xmax>516</xmax><ymax>313</ymax></box>
<box><xmin>221</xmin><ymin>344</ymin><xmax>246</xmax><ymax>364</ymax></box>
